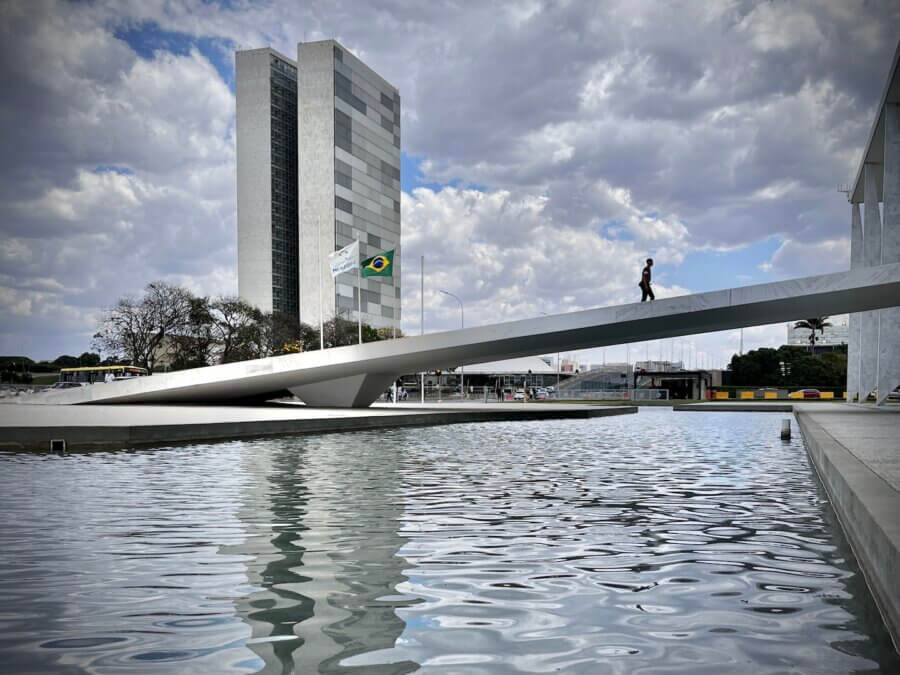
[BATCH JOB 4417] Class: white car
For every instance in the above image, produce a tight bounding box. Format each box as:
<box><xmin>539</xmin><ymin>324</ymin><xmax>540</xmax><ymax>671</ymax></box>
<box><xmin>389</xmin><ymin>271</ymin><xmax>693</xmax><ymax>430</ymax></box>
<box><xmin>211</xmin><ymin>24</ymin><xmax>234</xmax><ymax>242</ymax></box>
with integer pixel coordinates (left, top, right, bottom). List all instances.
<box><xmin>513</xmin><ymin>390</ymin><xmax>526</xmax><ymax>400</ymax></box>
<box><xmin>49</xmin><ymin>381</ymin><xmax>88</xmax><ymax>389</ymax></box>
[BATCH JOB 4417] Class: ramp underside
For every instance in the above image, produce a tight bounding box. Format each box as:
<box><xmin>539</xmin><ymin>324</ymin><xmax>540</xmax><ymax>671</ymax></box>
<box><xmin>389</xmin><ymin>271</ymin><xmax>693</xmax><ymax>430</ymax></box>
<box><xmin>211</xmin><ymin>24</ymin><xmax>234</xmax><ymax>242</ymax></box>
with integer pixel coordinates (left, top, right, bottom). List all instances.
<box><xmin>35</xmin><ymin>262</ymin><xmax>900</xmax><ymax>408</ymax></box>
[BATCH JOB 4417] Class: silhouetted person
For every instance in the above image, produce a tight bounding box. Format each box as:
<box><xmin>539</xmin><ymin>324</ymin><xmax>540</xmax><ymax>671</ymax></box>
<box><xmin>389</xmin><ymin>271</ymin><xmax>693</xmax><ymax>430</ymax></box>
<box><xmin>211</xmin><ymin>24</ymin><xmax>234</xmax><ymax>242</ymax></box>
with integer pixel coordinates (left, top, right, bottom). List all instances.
<box><xmin>640</xmin><ymin>258</ymin><xmax>655</xmax><ymax>302</ymax></box>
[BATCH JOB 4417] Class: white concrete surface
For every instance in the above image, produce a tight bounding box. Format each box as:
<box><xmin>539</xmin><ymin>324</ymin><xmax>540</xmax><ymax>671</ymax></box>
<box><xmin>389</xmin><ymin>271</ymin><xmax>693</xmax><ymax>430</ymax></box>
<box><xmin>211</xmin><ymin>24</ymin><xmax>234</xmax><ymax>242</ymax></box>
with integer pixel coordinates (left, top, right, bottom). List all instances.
<box><xmin>878</xmin><ymin>102</ymin><xmax>900</xmax><ymax>405</ymax></box>
<box><xmin>237</xmin><ymin>48</ymin><xmax>286</xmax><ymax>314</ymax></box>
<box><xmin>848</xmin><ymin>203</ymin><xmax>863</xmax><ymax>401</ymax></box>
<box><xmin>0</xmin><ymin>402</ymin><xmax>636</xmax><ymax>451</ymax></box>
<box><xmin>795</xmin><ymin>404</ymin><xmax>900</xmax><ymax>650</ymax></box>
<box><xmin>861</xmin><ymin>164</ymin><xmax>883</xmax><ymax>399</ymax></box>
<box><xmin>848</xmin><ymin>40</ymin><xmax>900</xmax><ymax>406</ymax></box>
<box><xmin>25</xmin><ymin>262</ymin><xmax>900</xmax><ymax>408</ymax></box>
<box><xmin>298</xmin><ymin>40</ymin><xmax>337</xmax><ymax>328</ymax></box>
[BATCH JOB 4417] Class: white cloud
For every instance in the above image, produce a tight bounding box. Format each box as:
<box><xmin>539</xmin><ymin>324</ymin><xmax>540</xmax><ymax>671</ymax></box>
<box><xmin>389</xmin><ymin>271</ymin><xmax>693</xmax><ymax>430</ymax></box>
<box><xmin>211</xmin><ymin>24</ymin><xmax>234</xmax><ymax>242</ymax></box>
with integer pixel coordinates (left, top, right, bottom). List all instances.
<box><xmin>760</xmin><ymin>237</ymin><xmax>850</xmax><ymax>278</ymax></box>
<box><xmin>1</xmin><ymin>0</ymin><xmax>897</xmax><ymax>362</ymax></box>
<box><xmin>400</xmin><ymin>185</ymin><xmax>695</xmax><ymax>333</ymax></box>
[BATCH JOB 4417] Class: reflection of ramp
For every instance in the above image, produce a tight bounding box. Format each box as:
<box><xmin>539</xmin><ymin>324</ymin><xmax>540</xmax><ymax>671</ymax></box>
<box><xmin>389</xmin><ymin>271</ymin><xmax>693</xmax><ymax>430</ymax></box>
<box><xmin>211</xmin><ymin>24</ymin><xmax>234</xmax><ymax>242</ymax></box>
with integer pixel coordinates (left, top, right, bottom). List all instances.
<box><xmin>35</xmin><ymin>262</ymin><xmax>900</xmax><ymax>408</ymax></box>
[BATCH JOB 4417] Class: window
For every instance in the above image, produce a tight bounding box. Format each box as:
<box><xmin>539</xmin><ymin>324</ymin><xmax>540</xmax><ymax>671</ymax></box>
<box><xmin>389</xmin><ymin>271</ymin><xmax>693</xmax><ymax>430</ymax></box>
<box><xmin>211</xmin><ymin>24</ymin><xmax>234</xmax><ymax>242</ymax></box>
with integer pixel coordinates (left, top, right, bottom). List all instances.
<box><xmin>335</xmin><ymin>196</ymin><xmax>353</xmax><ymax>213</ymax></box>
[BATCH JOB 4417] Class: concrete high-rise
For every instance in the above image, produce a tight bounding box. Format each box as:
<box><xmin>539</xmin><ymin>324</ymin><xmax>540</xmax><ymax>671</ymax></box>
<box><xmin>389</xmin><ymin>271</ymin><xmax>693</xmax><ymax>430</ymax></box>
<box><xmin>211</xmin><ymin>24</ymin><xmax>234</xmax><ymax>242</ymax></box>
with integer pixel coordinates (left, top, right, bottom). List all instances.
<box><xmin>236</xmin><ymin>40</ymin><xmax>401</xmax><ymax>332</ymax></box>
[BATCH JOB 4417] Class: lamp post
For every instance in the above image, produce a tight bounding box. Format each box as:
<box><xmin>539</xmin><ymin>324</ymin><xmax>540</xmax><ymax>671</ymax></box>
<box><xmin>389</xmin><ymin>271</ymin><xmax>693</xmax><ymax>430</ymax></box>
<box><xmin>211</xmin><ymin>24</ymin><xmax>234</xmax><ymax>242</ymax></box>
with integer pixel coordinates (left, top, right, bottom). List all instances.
<box><xmin>540</xmin><ymin>312</ymin><xmax>561</xmax><ymax>396</ymax></box>
<box><xmin>439</xmin><ymin>290</ymin><xmax>464</xmax><ymax>398</ymax></box>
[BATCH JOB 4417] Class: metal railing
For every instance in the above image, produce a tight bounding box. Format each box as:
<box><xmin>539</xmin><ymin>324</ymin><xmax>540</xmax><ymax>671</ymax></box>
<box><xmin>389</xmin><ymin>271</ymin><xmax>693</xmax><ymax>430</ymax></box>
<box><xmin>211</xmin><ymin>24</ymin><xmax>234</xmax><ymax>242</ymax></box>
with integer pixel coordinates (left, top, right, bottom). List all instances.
<box><xmin>385</xmin><ymin>386</ymin><xmax>669</xmax><ymax>403</ymax></box>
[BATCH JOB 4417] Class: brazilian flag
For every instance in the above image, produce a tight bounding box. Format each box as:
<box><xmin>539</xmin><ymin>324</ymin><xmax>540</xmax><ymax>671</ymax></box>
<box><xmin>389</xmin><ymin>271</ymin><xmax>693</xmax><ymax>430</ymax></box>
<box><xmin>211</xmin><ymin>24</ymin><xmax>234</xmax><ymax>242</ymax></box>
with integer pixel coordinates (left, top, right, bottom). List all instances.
<box><xmin>361</xmin><ymin>249</ymin><xmax>394</xmax><ymax>277</ymax></box>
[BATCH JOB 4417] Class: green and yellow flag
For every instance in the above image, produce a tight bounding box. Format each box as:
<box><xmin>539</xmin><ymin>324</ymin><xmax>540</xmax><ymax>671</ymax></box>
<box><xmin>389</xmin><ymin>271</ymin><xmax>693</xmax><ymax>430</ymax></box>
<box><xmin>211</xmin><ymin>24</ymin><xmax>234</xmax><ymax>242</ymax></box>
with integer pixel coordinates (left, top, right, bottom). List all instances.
<box><xmin>361</xmin><ymin>249</ymin><xmax>394</xmax><ymax>277</ymax></box>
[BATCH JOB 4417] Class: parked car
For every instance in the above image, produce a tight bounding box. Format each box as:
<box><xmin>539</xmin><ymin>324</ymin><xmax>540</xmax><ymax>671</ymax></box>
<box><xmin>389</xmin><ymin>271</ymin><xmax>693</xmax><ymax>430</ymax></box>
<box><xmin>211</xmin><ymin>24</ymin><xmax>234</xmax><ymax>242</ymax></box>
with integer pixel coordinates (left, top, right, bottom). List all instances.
<box><xmin>535</xmin><ymin>389</ymin><xmax>548</xmax><ymax>400</ymax></box>
<box><xmin>513</xmin><ymin>390</ymin><xmax>526</xmax><ymax>400</ymax></box>
<box><xmin>798</xmin><ymin>389</ymin><xmax>821</xmax><ymax>399</ymax></box>
<box><xmin>49</xmin><ymin>381</ymin><xmax>87</xmax><ymax>389</ymax></box>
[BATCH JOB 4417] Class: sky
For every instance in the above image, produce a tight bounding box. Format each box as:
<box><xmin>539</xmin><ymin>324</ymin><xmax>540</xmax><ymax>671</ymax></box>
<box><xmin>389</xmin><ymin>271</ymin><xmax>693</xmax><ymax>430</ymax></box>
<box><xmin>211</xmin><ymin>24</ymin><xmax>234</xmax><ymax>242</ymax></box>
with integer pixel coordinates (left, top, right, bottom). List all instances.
<box><xmin>1</xmin><ymin>0</ymin><xmax>898</xmax><ymax>369</ymax></box>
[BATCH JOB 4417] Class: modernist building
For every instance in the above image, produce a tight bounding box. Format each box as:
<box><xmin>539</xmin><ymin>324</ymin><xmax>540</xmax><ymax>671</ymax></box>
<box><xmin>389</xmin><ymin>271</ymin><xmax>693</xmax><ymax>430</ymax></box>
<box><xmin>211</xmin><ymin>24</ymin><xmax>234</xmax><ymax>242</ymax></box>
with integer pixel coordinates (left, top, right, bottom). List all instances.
<box><xmin>236</xmin><ymin>40</ymin><xmax>401</xmax><ymax>331</ymax></box>
<box><xmin>786</xmin><ymin>319</ymin><xmax>849</xmax><ymax>348</ymax></box>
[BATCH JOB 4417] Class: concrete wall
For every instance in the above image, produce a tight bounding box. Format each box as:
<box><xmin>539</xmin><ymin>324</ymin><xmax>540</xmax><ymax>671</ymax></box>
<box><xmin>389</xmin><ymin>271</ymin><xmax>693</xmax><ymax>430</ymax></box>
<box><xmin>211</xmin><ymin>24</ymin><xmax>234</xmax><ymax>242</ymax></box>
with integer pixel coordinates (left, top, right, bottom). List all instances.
<box><xmin>236</xmin><ymin>49</ymin><xmax>276</xmax><ymax>313</ymax></box>
<box><xmin>298</xmin><ymin>41</ymin><xmax>337</xmax><ymax>328</ymax></box>
<box><xmin>847</xmin><ymin>42</ymin><xmax>900</xmax><ymax>405</ymax></box>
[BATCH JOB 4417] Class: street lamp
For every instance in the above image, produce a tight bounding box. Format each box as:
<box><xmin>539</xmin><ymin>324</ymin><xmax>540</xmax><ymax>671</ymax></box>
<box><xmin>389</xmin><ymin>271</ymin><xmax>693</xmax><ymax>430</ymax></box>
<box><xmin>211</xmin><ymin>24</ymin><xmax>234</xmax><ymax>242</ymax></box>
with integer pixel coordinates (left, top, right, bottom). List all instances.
<box><xmin>540</xmin><ymin>313</ymin><xmax>561</xmax><ymax>395</ymax></box>
<box><xmin>439</xmin><ymin>290</ymin><xmax>464</xmax><ymax>398</ymax></box>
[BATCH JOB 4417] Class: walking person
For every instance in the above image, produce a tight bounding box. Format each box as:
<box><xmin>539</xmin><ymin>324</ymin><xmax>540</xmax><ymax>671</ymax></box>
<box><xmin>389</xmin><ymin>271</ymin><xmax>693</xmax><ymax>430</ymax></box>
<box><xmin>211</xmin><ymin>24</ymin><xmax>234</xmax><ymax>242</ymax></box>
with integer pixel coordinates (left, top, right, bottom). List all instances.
<box><xmin>639</xmin><ymin>258</ymin><xmax>655</xmax><ymax>302</ymax></box>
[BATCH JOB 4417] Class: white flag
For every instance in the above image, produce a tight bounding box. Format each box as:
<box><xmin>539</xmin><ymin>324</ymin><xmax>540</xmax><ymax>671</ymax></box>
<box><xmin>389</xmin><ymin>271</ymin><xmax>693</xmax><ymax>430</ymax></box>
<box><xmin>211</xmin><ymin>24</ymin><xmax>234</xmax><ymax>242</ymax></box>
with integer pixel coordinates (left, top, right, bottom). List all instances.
<box><xmin>328</xmin><ymin>240</ymin><xmax>359</xmax><ymax>277</ymax></box>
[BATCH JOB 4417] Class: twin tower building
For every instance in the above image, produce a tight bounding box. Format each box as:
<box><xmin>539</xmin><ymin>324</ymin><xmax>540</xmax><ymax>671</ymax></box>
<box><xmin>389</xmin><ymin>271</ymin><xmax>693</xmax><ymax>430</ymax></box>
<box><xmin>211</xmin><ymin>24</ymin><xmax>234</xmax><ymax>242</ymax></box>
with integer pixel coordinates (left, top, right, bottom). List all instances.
<box><xmin>236</xmin><ymin>40</ymin><xmax>402</xmax><ymax>333</ymax></box>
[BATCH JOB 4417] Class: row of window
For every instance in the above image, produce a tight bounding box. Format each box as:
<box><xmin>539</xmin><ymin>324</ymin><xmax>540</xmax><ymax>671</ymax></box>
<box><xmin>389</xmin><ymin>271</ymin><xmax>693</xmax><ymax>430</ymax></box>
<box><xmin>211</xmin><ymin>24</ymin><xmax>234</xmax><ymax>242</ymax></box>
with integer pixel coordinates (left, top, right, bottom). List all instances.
<box><xmin>335</xmin><ymin>71</ymin><xmax>367</xmax><ymax>115</ymax></box>
<box><xmin>271</xmin><ymin>54</ymin><xmax>297</xmax><ymax>78</ymax></box>
<box><xmin>341</xmin><ymin>140</ymin><xmax>399</xmax><ymax>191</ymax></box>
<box><xmin>337</xmin><ymin>111</ymin><xmax>398</xmax><ymax>165</ymax></box>
<box><xmin>334</xmin><ymin>62</ymin><xmax>398</xmax><ymax>127</ymax></box>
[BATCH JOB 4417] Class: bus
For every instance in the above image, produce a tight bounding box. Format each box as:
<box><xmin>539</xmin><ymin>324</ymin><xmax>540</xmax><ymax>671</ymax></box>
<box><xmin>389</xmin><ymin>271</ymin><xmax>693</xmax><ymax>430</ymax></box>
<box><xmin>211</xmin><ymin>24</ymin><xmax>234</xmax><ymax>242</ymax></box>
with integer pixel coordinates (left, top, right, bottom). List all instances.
<box><xmin>58</xmin><ymin>365</ymin><xmax>150</xmax><ymax>385</ymax></box>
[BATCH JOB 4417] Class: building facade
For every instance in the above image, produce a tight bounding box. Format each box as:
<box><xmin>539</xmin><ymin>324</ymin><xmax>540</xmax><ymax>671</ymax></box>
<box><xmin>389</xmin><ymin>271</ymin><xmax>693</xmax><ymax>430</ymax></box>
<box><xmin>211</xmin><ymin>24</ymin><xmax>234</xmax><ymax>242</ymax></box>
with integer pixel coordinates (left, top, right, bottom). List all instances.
<box><xmin>236</xmin><ymin>40</ymin><xmax>401</xmax><ymax>331</ymax></box>
<box><xmin>786</xmin><ymin>320</ymin><xmax>849</xmax><ymax>347</ymax></box>
<box><xmin>236</xmin><ymin>48</ymin><xmax>299</xmax><ymax>318</ymax></box>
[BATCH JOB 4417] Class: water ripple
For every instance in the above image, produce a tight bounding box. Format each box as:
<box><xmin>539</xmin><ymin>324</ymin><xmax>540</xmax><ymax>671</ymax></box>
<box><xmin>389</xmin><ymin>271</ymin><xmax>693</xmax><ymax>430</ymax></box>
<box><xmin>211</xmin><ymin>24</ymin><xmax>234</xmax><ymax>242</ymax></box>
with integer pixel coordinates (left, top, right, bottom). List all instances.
<box><xmin>0</xmin><ymin>409</ymin><xmax>897</xmax><ymax>673</ymax></box>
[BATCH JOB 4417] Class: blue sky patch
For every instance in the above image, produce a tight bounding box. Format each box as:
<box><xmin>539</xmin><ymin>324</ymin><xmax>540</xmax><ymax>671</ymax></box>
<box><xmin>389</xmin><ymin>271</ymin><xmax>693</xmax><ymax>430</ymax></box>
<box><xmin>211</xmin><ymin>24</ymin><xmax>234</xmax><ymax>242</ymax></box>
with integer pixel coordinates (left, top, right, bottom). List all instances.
<box><xmin>401</xmin><ymin>153</ymin><xmax>487</xmax><ymax>194</ymax></box>
<box><xmin>674</xmin><ymin>237</ymin><xmax>782</xmax><ymax>293</ymax></box>
<box><xmin>93</xmin><ymin>165</ymin><xmax>134</xmax><ymax>175</ymax></box>
<box><xmin>114</xmin><ymin>22</ymin><xmax>235</xmax><ymax>88</ymax></box>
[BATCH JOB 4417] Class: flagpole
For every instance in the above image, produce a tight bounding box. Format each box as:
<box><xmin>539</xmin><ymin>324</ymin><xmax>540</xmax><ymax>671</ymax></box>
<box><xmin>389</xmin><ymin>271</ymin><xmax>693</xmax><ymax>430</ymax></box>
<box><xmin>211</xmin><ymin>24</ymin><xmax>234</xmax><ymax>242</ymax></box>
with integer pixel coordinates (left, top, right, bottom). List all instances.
<box><xmin>420</xmin><ymin>254</ymin><xmax>425</xmax><ymax>405</ymax></box>
<box><xmin>357</xmin><ymin>239</ymin><xmax>362</xmax><ymax>345</ymax></box>
<box><xmin>318</xmin><ymin>218</ymin><xmax>324</xmax><ymax>350</ymax></box>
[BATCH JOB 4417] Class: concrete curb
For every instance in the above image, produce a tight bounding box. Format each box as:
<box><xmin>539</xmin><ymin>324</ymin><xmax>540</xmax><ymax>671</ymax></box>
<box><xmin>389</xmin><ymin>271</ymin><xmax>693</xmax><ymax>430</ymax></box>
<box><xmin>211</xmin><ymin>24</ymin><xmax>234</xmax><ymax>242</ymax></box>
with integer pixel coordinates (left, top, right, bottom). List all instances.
<box><xmin>673</xmin><ymin>403</ymin><xmax>794</xmax><ymax>412</ymax></box>
<box><xmin>795</xmin><ymin>410</ymin><xmax>900</xmax><ymax>652</ymax></box>
<box><xmin>0</xmin><ymin>405</ymin><xmax>637</xmax><ymax>452</ymax></box>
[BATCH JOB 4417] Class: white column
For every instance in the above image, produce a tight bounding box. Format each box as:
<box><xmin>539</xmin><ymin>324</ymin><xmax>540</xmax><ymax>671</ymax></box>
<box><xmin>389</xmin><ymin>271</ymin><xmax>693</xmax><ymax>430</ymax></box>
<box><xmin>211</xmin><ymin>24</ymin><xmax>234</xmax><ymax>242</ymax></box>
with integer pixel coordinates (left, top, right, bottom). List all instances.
<box><xmin>860</xmin><ymin>163</ymin><xmax>883</xmax><ymax>399</ymax></box>
<box><xmin>877</xmin><ymin>103</ymin><xmax>900</xmax><ymax>405</ymax></box>
<box><xmin>846</xmin><ymin>202</ymin><xmax>863</xmax><ymax>401</ymax></box>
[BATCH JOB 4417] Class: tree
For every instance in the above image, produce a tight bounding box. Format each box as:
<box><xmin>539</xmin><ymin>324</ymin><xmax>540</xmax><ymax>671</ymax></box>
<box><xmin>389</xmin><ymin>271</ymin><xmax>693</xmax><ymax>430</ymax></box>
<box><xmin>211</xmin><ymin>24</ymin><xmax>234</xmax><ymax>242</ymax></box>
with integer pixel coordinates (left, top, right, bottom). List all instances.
<box><xmin>728</xmin><ymin>345</ymin><xmax>846</xmax><ymax>388</ymax></box>
<box><xmin>164</xmin><ymin>296</ymin><xmax>216</xmax><ymax>370</ymax></box>
<box><xmin>209</xmin><ymin>297</ymin><xmax>260</xmax><ymax>363</ymax></box>
<box><xmin>78</xmin><ymin>352</ymin><xmax>101</xmax><ymax>367</ymax></box>
<box><xmin>376</xmin><ymin>326</ymin><xmax>404</xmax><ymax>340</ymax></box>
<box><xmin>93</xmin><ymin>281</ymin><xmax>195</xmax><ymax>371</ymax></box>
<box><xmin>52</xmin><ymin>354</ymin><xmax>80</xmax><ymax>367</ymax></box>
<box><xmin>793</xmin><ymin>317</ymin><xmax>832</xmax><ymax>353</ymax></box>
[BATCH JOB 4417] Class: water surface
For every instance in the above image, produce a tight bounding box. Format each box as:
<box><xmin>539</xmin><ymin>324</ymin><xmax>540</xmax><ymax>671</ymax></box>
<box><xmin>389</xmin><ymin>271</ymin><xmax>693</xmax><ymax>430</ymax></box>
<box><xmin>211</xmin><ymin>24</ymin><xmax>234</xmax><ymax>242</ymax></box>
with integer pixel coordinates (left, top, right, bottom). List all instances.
<box><xmin>0</xmin><ymin>409</ymin><xmax>897</xmax><ymax>673</ymax></box>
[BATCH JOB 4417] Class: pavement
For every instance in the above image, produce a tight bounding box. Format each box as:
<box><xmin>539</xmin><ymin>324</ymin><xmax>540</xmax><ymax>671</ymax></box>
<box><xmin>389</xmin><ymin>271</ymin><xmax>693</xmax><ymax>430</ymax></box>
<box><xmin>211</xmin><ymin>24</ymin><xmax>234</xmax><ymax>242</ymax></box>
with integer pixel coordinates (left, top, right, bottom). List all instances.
<box><xmin>0</xmin><ymin>401</ymin><xmax>636</xmax><ymax>452</ymax></box>
<box><xmin>676</xmin><ymin>400</ymin><xmax>900</xmax><ymax>652</ymax></box>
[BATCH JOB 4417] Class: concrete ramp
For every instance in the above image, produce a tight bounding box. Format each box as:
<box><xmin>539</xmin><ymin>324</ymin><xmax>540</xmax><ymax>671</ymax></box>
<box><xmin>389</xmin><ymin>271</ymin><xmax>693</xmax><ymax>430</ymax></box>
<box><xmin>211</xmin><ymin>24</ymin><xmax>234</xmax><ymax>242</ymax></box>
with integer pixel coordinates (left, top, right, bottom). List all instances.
<box><xmin>30</xmin><ymin>262</ymin><xmax>900</xmax><ymax>407</ymax></box>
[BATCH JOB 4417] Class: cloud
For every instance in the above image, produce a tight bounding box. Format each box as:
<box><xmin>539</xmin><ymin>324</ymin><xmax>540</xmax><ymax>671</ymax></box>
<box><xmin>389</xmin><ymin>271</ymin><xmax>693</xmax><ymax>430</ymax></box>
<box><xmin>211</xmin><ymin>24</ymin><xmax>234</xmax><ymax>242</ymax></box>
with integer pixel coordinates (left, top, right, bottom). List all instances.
<box><xmin>400</xmin><ymin>185</ymin><xmax>691</xmax><ymax>331</ymax></box>
<box><xmin>760</xmin><ymin>237</ymin><xmax>850</xmax><ymax>278</ymax></box>
<box><xmin>0</xmin><ymin>1</ymin><xmax>236</xmax><ymax>357</ymax></box>
<box><xmin>1</xmin><ymin>0</ymin><xmax>898</xmax><ymax>361</ymax></box>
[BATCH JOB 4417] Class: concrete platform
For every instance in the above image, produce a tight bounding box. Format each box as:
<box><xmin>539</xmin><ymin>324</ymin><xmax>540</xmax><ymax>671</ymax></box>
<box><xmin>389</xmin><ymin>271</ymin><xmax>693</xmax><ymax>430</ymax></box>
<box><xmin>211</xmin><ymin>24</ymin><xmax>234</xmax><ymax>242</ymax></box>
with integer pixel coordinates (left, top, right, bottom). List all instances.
<box><xmin>676</xmin><ymin>400</ymin><xmax>900</xmax><ymax>651</ymax></box>
<box><xmin>0</xmin><ymin>402</ymin><xmax>637</xmax><ymax>452</ymax></box>
<box><xmin>795</xmin><ymin>404</ymin><xmax>900</xmax><ymax>652</ymax></box>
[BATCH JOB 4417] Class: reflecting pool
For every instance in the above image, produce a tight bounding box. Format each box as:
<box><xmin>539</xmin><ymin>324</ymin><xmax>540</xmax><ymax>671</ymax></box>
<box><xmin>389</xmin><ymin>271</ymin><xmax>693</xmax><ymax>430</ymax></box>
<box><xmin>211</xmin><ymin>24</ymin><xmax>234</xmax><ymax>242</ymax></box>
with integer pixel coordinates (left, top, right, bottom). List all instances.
<box><xmin>0</xmin><ymin>409</ymin><xmax>897</xmax><ymax>673</ymax></box>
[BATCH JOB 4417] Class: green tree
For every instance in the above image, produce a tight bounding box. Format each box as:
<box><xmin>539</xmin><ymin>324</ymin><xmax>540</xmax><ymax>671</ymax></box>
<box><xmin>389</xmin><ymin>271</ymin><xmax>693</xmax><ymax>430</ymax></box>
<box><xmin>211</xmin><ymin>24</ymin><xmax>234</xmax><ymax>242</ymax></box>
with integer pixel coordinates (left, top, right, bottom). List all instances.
<box><xmin>728</xmin><ymin>345</ymin><xmax>846</xmax><ymax>388</ymax></box>
<box><xmin>793</xmin><ymin>317</ymin><xmax>832</xmax><ymax>352</ymax></box>
<box><xmin>209</xmin><ymin>297</ymin><xmax>260</xmax><ymax>363</ymax></box>
<box><xmin>78</xmin><ymin>352</ymin><xmax>101</xmax><ymax>367</ymax></box>
<box><xmin>52</xmin><ymin>354</ymin><xmax>79</xmax><ymax>367</ymax></box>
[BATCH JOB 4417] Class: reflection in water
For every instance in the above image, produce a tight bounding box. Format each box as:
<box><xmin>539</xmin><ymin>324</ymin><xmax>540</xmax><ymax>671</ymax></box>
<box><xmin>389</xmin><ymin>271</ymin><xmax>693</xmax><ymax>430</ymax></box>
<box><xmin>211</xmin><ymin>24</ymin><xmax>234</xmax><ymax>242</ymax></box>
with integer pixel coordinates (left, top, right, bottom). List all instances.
<box><xmin>0</xmin><ymin>411</ymin><xmax>898</xmax><ymax>673</ymax></box>
<box><xmin>224</xmin><ymin>435</ymin><xmax>417</xmax><ymax>674</ymax></box>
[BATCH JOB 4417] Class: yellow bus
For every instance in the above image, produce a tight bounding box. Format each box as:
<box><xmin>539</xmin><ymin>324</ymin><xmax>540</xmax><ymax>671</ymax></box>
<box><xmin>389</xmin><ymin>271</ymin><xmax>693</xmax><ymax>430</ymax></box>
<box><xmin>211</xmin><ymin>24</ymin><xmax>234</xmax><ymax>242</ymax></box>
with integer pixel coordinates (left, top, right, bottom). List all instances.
<box><xmin>58</xmin><ymin>365</ymin><xmax>149</xmax><ymax>385</ymax></box>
